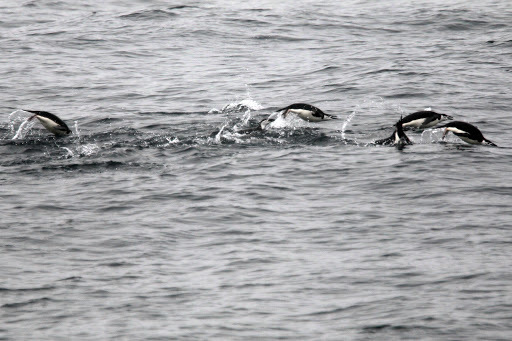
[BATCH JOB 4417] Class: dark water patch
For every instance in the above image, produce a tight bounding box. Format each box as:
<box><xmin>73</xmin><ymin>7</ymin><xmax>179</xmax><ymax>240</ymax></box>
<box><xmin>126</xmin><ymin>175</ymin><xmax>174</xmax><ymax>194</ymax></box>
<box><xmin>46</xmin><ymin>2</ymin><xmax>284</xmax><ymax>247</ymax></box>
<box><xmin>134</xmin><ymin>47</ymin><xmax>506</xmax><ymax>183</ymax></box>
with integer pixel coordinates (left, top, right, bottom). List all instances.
<box><xmin>167</xmin><ymin>5</ymin><xmax>197</xmax><ymax>11</ymax></box>
<box><xmin>301</xmin><ymin>304</ymin><xmax>363</xmax><ymax>317</ymax></box>
<box><xmin>252</xmin><ymin>34</ymin><xmax>314</xmax><ymax>42</ymax></box>
<box><xmin>119</xmin><ymin>9</ymin><xmax>178</xmax><ymax>21</ymax></box>
<box><xmin>2</xmin><ymin>297</ymin><xmax>54</xmax><ymax>309</ymax></box>
<box><xmin>101</xmin><ymin>261</ymin><xmax>133</xmax><ymax>267</ymax></box>
<box><xmin>39</xmin><ymin>160</ymin><xmax>162</xmax><ymax>173</ymax></box>
<box><xmin>383</xmin><ymin>91</ymin><xmax>430</xmax><ymax>99</ymax></box>
<box><xmin>26</xmin><ymin>30</ymin><xmax>68</xmax><ymax>37</ymax></box>
<box><xmin>138</xmin><ymin>111</ymin><xmax>201</xmax><ymax>116</ymax></box>
<box><xmin>87</xmin><ymin>117</ymin><xmax>124</xmax><ymax>125</ymax></box>
<box><xmin>97</xmin><ymin>205</ymin><xmax>135</xmax><ymax>213</ymax></box>
<box><xmin>57</xmin><ymin>276</ymin><xmax>83</xmax><ymax>282</ymax></box>
<box><xmin>361</xmin><ymin>323</ymin><xmax>438</xmax><ymax>333</ymax></box>
<box><xmin>0</xmin><ymin>286</ymin><xmax>55</xmax><ymax>292</ymax></box>
<box><xmin>442</xmin><ymin>20</ymin><xmax>490</xmax><ymax>31</ymax></box>
<box><xmin>32</xmin><ymin>204</ymin><xmax>68</xmax><ymax>211</ymax></box>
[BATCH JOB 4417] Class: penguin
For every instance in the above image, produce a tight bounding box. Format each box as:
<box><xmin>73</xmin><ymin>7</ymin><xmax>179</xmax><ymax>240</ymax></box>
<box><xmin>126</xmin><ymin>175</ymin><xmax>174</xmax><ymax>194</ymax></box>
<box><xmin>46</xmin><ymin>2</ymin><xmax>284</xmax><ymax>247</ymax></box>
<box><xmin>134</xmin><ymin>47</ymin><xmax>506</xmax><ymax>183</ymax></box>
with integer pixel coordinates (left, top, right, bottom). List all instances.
<box><xmin>236</xmin><ymin>118</ymin><xmax>275</xmax><ymax>134</ymax></box>
<box><xmin>275</xmin><ymin>103</ymin><xmax>337</xmax><ymax>122</ymax></box>
<box><xmin>25</xmin><ymin>110</ymin><xmax>72</xmax><ymax>136</ymax></box>
<box><xmin>401</xmin><ymin>110</ymin><xmax>453</xmax><ymax>129</ymax></box>
<box><xmin>440</xmin><ymin>121</ymin><xmax>497</xmax><ymax>146</ymax></box>
<box><xmin>375</xmin><ymin>116</ymin><xmax>412</xmax><ymax>147</ymax></box>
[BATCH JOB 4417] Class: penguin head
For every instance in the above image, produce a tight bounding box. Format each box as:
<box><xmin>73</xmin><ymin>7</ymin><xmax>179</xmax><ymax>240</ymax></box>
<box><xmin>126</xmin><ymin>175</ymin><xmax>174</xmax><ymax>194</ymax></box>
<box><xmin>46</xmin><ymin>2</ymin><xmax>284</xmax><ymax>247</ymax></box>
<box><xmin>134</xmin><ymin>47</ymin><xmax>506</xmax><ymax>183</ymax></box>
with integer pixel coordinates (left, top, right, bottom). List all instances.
<box><xmin>440</xmin><ymin>113</ymin><xmax>454</xmax><ymax>121</ymax></box>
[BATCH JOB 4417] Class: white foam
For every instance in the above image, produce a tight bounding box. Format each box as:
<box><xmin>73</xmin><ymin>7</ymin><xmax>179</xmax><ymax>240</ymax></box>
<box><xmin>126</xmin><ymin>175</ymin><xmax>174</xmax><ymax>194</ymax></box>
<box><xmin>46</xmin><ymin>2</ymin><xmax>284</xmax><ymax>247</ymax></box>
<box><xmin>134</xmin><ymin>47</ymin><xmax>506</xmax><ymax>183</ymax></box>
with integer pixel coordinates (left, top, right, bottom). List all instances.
<box><xmin>61</xmin><ymin>147</ymin><xmax>74</xmax><ymax>158</ymax></box>
<box><xmin>77</xmin><ymin>144</ymin><xmax>100</xmax><ymax>157</ymax></box>
<box><xmin>269</xmin><ymin>114</ymin><xmax>310</xmax><ymax>129</ymax></box>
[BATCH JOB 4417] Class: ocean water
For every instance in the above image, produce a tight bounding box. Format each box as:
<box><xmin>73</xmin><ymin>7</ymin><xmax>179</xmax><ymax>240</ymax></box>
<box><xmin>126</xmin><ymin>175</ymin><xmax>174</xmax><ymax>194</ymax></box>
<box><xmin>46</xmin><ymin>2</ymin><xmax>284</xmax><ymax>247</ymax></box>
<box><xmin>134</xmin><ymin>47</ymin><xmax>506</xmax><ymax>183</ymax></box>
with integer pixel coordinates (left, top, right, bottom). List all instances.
<box><xmin>1</xmin><ymin>0</ymin><xmax>512</xmax><ymax>340</ymax></box>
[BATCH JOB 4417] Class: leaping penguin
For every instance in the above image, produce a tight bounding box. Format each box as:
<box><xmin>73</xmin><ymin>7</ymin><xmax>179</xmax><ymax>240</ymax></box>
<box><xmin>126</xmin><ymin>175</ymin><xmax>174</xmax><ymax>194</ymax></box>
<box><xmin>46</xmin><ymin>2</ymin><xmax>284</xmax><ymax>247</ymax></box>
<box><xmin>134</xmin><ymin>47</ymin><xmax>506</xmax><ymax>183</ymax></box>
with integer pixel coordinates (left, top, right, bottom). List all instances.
<box><xmin>375</xmin><ymin>116</ymin><xmax>412</xmax><ymax>147</ymax></box>
<box><xmin>401</xmin><ymin>110</ymin><xmax>453</xmax><ymax>129</ymax></box>
<box><xmin>275</xmin><ymin>103</ymin><xmax>337</xmax><ymax>122</ymax></box>
<box><xmin>440</xmin><ymin>121</ymin><xmax>497</xmax><ymax>146</ymax></box>
<box><xmin>25</xmin><ymin>110</ymin><xmax>72</xmax><ymax>137</ymax></box>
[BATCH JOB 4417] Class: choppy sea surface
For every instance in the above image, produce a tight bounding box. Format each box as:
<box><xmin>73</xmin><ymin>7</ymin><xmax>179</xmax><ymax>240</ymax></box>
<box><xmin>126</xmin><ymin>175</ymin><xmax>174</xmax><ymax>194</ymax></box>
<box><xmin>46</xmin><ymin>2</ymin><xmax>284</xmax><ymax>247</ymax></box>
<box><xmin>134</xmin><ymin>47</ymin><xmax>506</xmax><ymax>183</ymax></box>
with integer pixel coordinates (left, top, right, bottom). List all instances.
<box><xmin>1</xmin><ymin>0</ymin><xmax>512</xmax><ymax>340</ymax></box>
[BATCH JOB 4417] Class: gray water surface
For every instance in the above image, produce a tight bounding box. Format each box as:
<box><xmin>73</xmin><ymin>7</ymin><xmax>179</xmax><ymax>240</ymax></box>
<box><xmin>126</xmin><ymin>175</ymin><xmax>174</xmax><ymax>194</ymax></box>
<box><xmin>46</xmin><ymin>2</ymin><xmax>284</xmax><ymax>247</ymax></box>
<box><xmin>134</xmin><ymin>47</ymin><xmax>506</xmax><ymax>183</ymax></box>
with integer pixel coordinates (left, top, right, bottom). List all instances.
<box><xmin>1</xmin><ymin>1</ymin><xmax>512</xmax><ymax>340</ymax></box>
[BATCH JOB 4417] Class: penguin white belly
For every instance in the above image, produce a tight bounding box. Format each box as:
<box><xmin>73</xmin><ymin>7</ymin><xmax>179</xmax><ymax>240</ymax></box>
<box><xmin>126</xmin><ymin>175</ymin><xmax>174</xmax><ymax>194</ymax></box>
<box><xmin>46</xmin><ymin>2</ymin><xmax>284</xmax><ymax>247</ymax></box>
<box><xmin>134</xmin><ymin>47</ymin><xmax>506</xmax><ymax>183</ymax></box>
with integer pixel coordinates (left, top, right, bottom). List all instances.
<box><xmin>422</xmin><ymin>119</ymin><xmax>440</xmax><ymax>128</ymax></box>
<box><xmin>290</xmin><ymin>109</ymin><xmax>321</xmax><ymax>122</ymax></box>
<box><xmin>394</xmin><ymin>131</ymin><xmax>400</xmax><ymax>144</ymax></box>
<box><xmin>458</xmin><ymin>136</ymin><xmax>480</xmax><ymax>144</ymax></box>
<box><xmin>446</xmin><ymin>127</ymin><xmax>468</xmax><ymax>135</ymax></box>
<box><xmin>36</xmin><ymin>116</ymin><xmax>67</xmax><ymax>136</ymax></box>
<box><xmin>402</xmin><ymin>118</ymin><xmax>425</xmax><ymax>128</ymax></box>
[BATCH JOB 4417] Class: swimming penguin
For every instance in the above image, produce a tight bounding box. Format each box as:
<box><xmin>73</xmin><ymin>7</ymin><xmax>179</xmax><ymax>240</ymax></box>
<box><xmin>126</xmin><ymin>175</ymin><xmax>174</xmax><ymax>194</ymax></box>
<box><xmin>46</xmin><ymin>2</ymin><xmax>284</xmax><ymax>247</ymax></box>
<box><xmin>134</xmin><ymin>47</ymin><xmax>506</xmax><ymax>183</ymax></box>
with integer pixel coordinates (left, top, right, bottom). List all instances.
<box><xmin>237</xmin><ymin>118</ymin><xmax>275</xmax><ymax>134</ymax></box>
<box><xmin>401</xmin><ymin>110</ymin><xmax>453</xmax><ymax>129</ymax></box>
<box><xmin>375</xmin><ymin>116</ymin><xmax>412</xmax><ymax>147</ymax></box>
<box><xmin>440</xmin><ymin>121</ymin><xmax>497</xmax><ymax>146</ymax></box>
<box><xmin>25</xmin><ymin>110</ymin><xmax>72</xmax><ymax>136</ymax></box>
<box><xmin>275</xmin><ymin>103</ymin><xmax>337</xmax><ymax>122</ymax></box>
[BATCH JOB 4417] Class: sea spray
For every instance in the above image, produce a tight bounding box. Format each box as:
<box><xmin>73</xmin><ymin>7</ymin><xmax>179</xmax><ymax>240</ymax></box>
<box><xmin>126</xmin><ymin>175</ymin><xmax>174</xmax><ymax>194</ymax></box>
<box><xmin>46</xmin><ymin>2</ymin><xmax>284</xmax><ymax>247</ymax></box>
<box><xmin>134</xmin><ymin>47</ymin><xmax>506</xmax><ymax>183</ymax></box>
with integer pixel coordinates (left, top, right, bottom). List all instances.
<box><xmin>12</xmin><ymin>117</ymin><xmax>35</xmax><ymax>140</ymax></box>
<box><xmin>341</xmin><ymin>110</ymin><xmax>357</xmax><ymax>142</ymax></box>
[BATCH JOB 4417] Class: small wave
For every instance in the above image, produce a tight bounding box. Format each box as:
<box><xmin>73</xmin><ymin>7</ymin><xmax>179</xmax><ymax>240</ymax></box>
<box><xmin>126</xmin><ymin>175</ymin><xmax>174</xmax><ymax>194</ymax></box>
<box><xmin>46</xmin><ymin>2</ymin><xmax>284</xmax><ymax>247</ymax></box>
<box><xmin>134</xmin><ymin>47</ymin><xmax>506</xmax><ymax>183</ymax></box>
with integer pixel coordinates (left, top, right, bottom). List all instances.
<box><xmin>39</xmin><ymin>160</ymin><xmax>160</xmax><ymax>173</ymax></box>
<box><xmin>2</xmin><ymin>297</ymin><xmax>53</xmax><ymax>309</ymax></box>
<box><xmin>119</xmin><ymin>9</ymin><xmax>178</xmax><ymax>21</ymax></box>
<box><xmin>252</xmin><ymin>34</ymin><xmax>313</xmax><ymax>42</ymax></box>
<box><xmin>443</xmin><ymin>21</ymin><xmax>488</xmax><ymax>31</ymax></box>
<box><xmin>138</xmin><ymin>111</ymin><xmax>200</xmax><ymax>116</ymax></box>
<box><xmin>0</xmin><ymin>286</ymin><xmax>55</xmax><ymax>292</ymax></box>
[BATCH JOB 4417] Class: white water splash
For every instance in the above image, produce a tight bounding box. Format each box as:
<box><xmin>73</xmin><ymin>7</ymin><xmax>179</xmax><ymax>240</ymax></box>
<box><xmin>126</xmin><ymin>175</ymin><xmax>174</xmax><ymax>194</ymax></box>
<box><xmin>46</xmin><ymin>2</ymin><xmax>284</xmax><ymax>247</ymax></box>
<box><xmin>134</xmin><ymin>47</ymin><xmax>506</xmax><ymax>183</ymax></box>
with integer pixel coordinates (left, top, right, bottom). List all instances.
<box><xmin>61</xmin><ymin>147</ymin><xmax>75</xmax><ymax>158</ymax></box>
<box><xmin>420</xmin><ymin>128</ymin><xmax>447</xmax><ymax>144</ymax></box>
<box><xmin>241</xmin><ymin>108</ymin><xmax>252</xmax><ymax>126</ymax></box>
<box><xmin>77</xmin><ymin>144</ymin><xmax>100</xmax><ymax>156</ymax></box>
<box><xmin>238</xmin><ymin>98</ymin><xmax>263</xmax><ymax>111</ymax></box>
<box><xmin>74</xmin><ymin>121</ymin><xmax>80</xmax><ymax>139</ymax></box>
<box><xmin>12</xmin><ymin>118</ymin><xmax>35</xmax><ymax>140</ymax></box>
<box><xmin>210</xmin><ymin>98</ymin><xmax>264</xmax><ymax>116</ymax></box>
<box><xmin>8</xmin><ymin>109</ymin><xmax>33</xmax><ymax>139</ymax></box>
<box><xmin>269</xmin><ymin>114</ymin><xmax>310</xmax><ymax>129</ymax></box>
<box><xmin>8</xmin><ymin>109</ymin><xmax>23</xmax><ymax>128</ymax></box>
<box><xmin>214</xmin><ymin>123</ymin><xmax>226</xmax><ymax>144</ymax></box>
<box><xmin>165</xmin><ymin>137</ymin><xmax>180</xmax><ymax>145</ymax></box>
<box><xmin>341</xmin><ymin>110</ymin><xmax>357</xmax><ymax>140</ymax></box>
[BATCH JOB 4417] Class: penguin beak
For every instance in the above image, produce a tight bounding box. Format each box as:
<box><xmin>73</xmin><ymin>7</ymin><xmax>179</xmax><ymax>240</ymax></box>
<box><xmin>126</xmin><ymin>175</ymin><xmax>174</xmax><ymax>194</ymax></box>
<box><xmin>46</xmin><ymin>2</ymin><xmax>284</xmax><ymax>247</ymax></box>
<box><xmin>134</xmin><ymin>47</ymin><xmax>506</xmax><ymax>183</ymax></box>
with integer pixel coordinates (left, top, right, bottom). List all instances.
<box><xmin>446</xmin><ymin>115</ymin><xmax>454</xmax><ymax>120</ymax></box>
